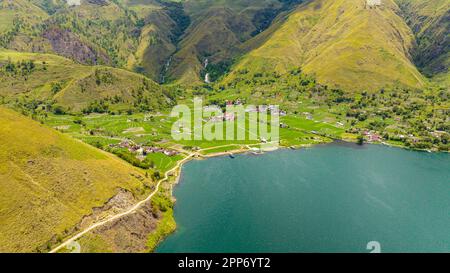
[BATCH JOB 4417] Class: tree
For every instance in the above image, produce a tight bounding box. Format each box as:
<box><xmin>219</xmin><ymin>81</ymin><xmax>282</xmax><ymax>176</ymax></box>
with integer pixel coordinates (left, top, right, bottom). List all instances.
<box><xmin>357</xmin><ymin>135</ymin><xmax>365</xmax><ymax>145</ymax></box>
<box><xmin>152</xmin><ymin>171</ymin><xmax>161</xmax><ymax>181</ymax></box>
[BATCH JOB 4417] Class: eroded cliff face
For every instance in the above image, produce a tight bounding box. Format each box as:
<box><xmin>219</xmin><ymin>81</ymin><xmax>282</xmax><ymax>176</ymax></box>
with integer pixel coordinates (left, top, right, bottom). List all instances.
<box><xmin>43</xmin><ymin>27</ymin><xmax>110</xmax><ymax>65</ymax></box>
<box><xmin>84</xmin><ymin>202</ymin><xmax>159</xmax><ymax>253</ymax></box>
<box><xmin>51</xmin><ymin>187</ymin><xmax>174</xmax><ymax>253</ymax></box>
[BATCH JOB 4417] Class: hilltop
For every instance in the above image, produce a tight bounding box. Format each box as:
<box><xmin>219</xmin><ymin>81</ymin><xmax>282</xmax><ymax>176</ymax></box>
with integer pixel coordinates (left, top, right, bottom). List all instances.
<box><xmin>2</xmin><ymin>0</ymin><xmax>447</xmax><ymax>91</ymax></box>
<box><xmin>225</xmin><ymin>0</ymin><xmax>427</xmax><ymax>91</ymax></box>
<box><xmin>0</xmin><ymin>49</ymin><xmax>173</xmax><ymax>113</ymax></box>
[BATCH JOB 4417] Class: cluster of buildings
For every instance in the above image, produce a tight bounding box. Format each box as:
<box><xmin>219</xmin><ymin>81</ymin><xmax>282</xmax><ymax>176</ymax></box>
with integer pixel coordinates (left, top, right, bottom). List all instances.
<box><xmin>225</xmin><ymin>99</ymin><xmax>244</xmax><ymax>106</ymax></box>
<box><xmin>245</xmin><ymin>105</ymin><xmax>286</xmax><ymax>116</ymax></box>
<box><xmin>203</xmin><ymin>101</ymin><xmax>287</xmax><ymax>123</ymax></box>
<box><xmin>362</xmin><ymin>131</ymin><xmax>382</xmax><ymax>142</ymax></box>
<box><xmin>111</xmin><ymin>141</ymin><xmax>179</xmax><ymax>157</ymax></box>
<box><xmin>206</xmin><ymin>112</ymin><xmax>236</xmax><ymax>123</ymax></box>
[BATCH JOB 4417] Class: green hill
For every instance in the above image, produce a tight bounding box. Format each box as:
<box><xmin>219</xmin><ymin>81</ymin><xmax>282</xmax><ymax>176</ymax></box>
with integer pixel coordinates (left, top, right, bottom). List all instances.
<box><xmin>226</xmin><ymin>0</ymin><xmax>427</xmax><ymax>91</ymax></box>
<box><xmin>0</xmin><ymin>49</ymin><xmax>172</xmax><ymax>113</ymax></box>
<box><xmin>0</xmin><ymin>0</ymin><xmax>49</xmax><ymax>37</ymax></box>
<box><xmin>0</xmin><ymin>106</ymin><xmax>152</xmax><ymax>252</ymax></box>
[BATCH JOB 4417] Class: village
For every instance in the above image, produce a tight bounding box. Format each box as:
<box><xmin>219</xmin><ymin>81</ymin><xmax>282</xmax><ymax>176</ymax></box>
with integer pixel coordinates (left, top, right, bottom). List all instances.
<box><xmin>109</xmin><ymin>140</ymin><xmax>180</xmax><ymax>158</ymax></box>
<box><xmin>203</xmin><ymin>99</ymin><xmax>287</xmax><ymax>123</ymax></box>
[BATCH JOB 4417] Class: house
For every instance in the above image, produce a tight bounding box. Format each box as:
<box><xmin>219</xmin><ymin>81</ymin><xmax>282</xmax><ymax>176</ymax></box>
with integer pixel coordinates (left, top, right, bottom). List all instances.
<box><xmin>224</xmin><ymin>112</ymin><xmax>235</xmax><ymax>121</ymax></box>
<box><xmin>258</xmin><ymin>105</ymin><xmax>268</xmax><ymax>112</ymax></box>
<box><xmin>369</xmin><ymin>134</ymin><xmax>381</xmax><ymax>142</ymax></box>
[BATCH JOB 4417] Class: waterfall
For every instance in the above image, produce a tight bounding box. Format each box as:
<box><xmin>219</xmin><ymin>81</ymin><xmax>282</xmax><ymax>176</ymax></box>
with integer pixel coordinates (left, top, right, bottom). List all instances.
<box><xmin>205</xmin><ymin>73</ymin><xmax>211</xmax><ymax>83</ymax></box>
<box><xmin>160</xmin><ymin>56</ymin><xmax>172</xmax><ymax>83</ymax></box>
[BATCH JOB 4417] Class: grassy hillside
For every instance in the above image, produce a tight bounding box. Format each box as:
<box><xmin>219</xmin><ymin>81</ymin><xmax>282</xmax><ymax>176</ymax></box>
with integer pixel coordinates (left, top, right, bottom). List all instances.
<box><xmin>124</xmin><ymin>0</ymin><xmax>190</xmax><ymax>81</ymax></box>
<box><xmin>0</xmin><ymin>49</ymin><xmax>173</xmax><ymax>113</ymax></box>
<box><xmin>395</xmin><ymin>0</ymin><xmax>450</xmax><ymax>85</ymax></box>
<box><xmin>0</xmin><ymin>0</ymin><xmax>304</xmax><ymax>84</ymax></box>
<box><xmin>226</xmin><ymin>0</ymin><xmax>426</xmax><ymax>91</ymax></box>
<box><xmin>0</xmin><ymin>106</ymin><xmax>152</xmax><ymax>252</ymax></box>
<box><xmin>0</xmin><ymin>0</ymin><xmax>49</xmax><ymax>39</ymax></box>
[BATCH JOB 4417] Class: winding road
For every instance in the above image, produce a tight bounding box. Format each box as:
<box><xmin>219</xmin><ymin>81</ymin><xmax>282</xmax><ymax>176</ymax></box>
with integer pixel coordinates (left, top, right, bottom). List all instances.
<box><xmin>49</xmin><ymin>152</ymin><xmax>197</xmax><ymax>253</ymax></box>
<box><xmin>49</xmin><ymin>142</ymin><xmax>277</xmax><ymax>253</ymax></box>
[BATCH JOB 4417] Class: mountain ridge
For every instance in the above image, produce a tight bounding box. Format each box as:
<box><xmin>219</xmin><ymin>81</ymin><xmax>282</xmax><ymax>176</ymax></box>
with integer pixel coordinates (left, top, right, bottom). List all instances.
<box><xmin>224</xmin><ymin>0</ymin><xmax>428</xmax><ymax>91</ymax></box>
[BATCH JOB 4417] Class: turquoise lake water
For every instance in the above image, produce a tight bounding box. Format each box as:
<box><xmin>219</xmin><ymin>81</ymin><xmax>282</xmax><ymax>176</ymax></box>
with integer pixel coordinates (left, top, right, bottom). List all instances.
<box><xmin>157</xmin><ymin>143</ymin><xmax>450</xmax><ymax>253</ymax></box>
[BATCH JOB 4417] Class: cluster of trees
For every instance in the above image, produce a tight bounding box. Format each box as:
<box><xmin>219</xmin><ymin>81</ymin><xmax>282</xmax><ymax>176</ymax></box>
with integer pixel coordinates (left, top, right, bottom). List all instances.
<box><xmin>200</xmin><ymin>60</ymin><xmax>232</xmax><ymax>83</ymax></box>
<box><xmin>105</xmin><ymin>147</ymin><xmax>155</xmax><ymax>170</ymax></box>
<box><xmin>51</xmin><ymin>81</ymin><xmax>63</xmax><ymax>94</ymax></box>
<box><xmin>151</xmin><ymin>193</ymin><xmax>173</xmax><ymax>214</ymax></box>
<box><xmin>195</xmin><ymin>66</ymin><xmax>449</xmax><ymax>151</ymax></box>
<box><xmin>0</xmin><ymin>17</ymin><xmax>23</xmax><ymax>48</ymax></box>
<box><xmin>1</xmin><ymin>59</ymin><xmax>36</xmax><ymax>77</ymax></box>
<box><xmin>82</xmin><ymin>100</ymin><xmax>109</xmax><ymax>114</ymax></box>
<box><xmin>94</xmin><ymin>69</ymin><xmax>116</xmax><ymax>85</ymax></box>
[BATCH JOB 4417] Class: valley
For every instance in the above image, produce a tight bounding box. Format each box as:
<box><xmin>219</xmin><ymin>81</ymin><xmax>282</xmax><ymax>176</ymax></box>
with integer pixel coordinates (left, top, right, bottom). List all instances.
<box><xmin>0</xmin><ymin>0</ymin><xmax>448</xmax><ymax>253</ymax></box>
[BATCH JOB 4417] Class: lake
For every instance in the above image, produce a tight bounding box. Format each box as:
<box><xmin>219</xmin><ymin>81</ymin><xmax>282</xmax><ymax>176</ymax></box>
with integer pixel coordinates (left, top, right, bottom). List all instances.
<box><xmin>157</xmin><ymin>143</ymin><xmax>450</xmax><ymax>253</ymax></box>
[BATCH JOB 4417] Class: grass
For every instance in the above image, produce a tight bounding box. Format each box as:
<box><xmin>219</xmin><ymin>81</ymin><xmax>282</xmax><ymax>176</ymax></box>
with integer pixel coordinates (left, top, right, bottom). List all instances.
<box><xmin>227</xmin><ymin>0</ymin><xmax>426</xmax><ymax>91</ymax></box>
<box><xmin>0</xmin><ymin>49</ymin><xmax>169</xmax><ymax>113</ymax></box>
<box><xmin>41</xmin><ymin>105</ymin><xmax>348</xmax><ymax>155</ymax></box>
<box><xmin>146</xmin><ymin>193</ymin><xmax>176</xmax><ymax>252</ymax></box>
<box><xmin>200</xmin><ymin>145</ymin><xmax>244</xmax><ymax>155</ymax></box>
<box><xmin>0</xmin><ymin>106</ymin><xmax>153</xmax><ymax>252</ymax></box>
<box><xmin>146</xmin><ymin>153</ymin><xmax>184</xmax><ymax>173</ymax></box>
<box><xmin>0</xmin><ymin>10</ymin><xmax>15</xmax><ymax>33</ymax></box>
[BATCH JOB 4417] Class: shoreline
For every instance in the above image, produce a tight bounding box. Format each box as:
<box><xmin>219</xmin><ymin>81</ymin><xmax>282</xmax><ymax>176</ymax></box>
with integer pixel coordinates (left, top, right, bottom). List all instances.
<box><xmin>154</xmin><ymin>139</ymin><xmax>449</xmax><ymax>251</ymax></box>
<box><xmin>50</xmin><ymin>138</ymin><xmax>447</xmax><ymax>253</ymax></box>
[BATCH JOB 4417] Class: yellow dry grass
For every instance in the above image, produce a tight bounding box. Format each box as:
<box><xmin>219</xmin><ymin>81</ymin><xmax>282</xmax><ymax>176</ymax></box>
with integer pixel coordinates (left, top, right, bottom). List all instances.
<box><xmin>0</xmin><ymin>107</ymin><xmax>151</xmax><ymax>252</ymax></box>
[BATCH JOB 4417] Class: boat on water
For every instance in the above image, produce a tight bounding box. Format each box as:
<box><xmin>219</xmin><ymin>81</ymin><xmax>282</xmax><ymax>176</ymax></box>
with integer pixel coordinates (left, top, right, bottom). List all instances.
<box><xmin>229</xmin><ymin>154</ymin><xmax>235</xmax><ymax>159</ymax></box>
